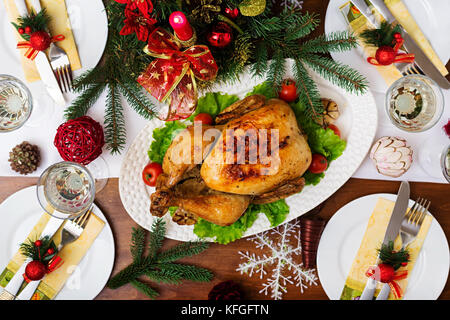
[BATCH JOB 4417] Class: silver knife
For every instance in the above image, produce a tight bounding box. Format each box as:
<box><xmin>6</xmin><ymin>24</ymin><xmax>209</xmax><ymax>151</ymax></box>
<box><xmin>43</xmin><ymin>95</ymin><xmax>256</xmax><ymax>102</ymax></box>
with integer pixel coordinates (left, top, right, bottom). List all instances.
<box><xmin>0</xmin><ymin>215</ymin><xmax>64</xmax><ymax>300</ymax></box>
<box><xmin>352</xmin><ymin>0</ymin><xmax>450</xmax><ymax>89</ymax></box>
<box><xmin>13</xmin><ymin>0</ymin><xmax>66</xmax><ymax>106</ymax></box>
<box><xmin>359</xmin><ymin>181</ymin><xmax>410</xmax><ymax>300</ymax></box>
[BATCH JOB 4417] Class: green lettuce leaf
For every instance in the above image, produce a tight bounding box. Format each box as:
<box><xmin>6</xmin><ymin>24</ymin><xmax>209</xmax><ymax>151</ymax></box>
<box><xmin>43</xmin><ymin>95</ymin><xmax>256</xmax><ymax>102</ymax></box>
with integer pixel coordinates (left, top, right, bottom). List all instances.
<box><xmin>246</xmin><ymin>81</ymin><xmax>278</xmax><ymax>99</ymax></box>
<box><xmin>188</xmin><ymin>92</ymin><xmax>239</xmax><ymax>120</ymax></box>
<box><xmin>193</xmin><ymin>199</ymin><xmax>289</xmax><ymax>244</ymax></box>
<box><xmin>148</xmin><ymin>121</ymin><xmax>186</xmax><ymax>164</ymax></box>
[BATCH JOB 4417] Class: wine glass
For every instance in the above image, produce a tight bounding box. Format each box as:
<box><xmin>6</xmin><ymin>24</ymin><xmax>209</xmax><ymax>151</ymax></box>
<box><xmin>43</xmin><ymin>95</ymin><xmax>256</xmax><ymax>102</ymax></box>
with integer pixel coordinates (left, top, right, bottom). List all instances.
<box><xmin>36</xmin><ymin>161</ymin><xmax>96</xmax><ymax>220</ymax></box>
<box><xmin>85</xmin><ymin>156</ymin><xmax>109</xmax><ymax>193</ymax></box>
<box><xmin>417</xmin><ymin>132</ymin><xmax>450</xmax><ymax>183</ymax></box>
<box><xmin>0</xmin><ymin>74</ymin><xmax>33</xmax><ymax>132</ymax></box>
<box><xmin>385</xmin><ymin>74</ymin><xmax>444</xmax><ymax>132</ymax></box>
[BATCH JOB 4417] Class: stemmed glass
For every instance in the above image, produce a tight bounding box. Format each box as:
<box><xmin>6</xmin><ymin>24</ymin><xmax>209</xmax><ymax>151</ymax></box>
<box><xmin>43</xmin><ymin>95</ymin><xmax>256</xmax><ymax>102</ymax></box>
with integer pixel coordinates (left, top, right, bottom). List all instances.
<box><xmin>36</xmin><ymin>161</ymin><xmax>96</xmax><ymax>220</ymax></box>
<box><xmin>417</xmin><ymin>132</ymin><xmax>450</xmax><ymax>183</ymax></box>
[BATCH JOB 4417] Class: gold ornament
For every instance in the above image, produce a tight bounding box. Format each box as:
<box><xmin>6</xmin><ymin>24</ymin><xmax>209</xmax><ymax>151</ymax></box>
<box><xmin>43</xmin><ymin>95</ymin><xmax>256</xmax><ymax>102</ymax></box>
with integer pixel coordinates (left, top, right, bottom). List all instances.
<box><xmin>239</xmin><ymin>0</ymin><xmax>266</xmax><ymax>17</ymax></box>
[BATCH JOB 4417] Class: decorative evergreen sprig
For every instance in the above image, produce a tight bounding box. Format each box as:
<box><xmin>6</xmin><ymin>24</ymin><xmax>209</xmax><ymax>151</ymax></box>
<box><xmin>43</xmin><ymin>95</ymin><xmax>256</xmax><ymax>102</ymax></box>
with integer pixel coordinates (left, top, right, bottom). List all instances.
<box><xmin>107</xmin><ymin>219</ymin><xmax>213</xmax><ymax>299</ymax></box>
<box><xmin>20</xmin><ymin>236</ymin><xmax>58</xmax><ymax>263</ymax></box>
<box><xmin>67</xmin><ymin>0</ymin><xmax>367</xmax><ymax>152</ymax></box>
<box><xmin>378</xmin><ymin>241</ymin><xmax>410</xmax><ymax>270</ymax></box>
<box><xmin>11</xmin><ymin>9</ymin><xmax>50</xmax><ymax>41</ymax></box>
<box><xmin>360</xmin><ymin>21</ymin><xmax>401</xmax><ymax>48</ymax></box>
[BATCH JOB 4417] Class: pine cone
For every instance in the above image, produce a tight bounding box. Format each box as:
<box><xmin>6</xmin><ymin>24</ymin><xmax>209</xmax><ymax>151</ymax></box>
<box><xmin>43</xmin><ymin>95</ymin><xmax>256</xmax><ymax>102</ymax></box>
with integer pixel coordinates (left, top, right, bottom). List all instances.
<box><xmin>172</xmin><ymin>208</ymin><xmax>198</xmax><ymax>225</ymax></box>
<box><xmin>8</xmin><ymin>141</ymin><xmax>40</xmax><ymax>175</ymax></box>
<box><xmin>187</xmin><ymin>0</ymin><xmax>222</xmax><ymax>24</ymax></box>
<box><xmin>208</xmin><ymin>281</ymin><xmax>243</xmax><ymax>300</ymax></box>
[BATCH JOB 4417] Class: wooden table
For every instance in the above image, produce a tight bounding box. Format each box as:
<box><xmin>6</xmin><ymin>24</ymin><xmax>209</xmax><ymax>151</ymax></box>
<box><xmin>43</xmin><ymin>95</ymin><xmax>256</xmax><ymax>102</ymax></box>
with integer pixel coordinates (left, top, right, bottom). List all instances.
<box><xmin>1</xmin><ymin>0</ymin><xmax>450</xmax><ymax>301</ymax></box>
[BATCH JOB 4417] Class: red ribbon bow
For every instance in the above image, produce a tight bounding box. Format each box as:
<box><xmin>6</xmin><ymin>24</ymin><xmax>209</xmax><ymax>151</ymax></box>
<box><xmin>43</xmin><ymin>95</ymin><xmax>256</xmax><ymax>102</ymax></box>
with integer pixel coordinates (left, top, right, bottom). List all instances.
<box><xmin>137</xmin><ymin>27</ymin><xmax>218</xmax><ymax>121</ymax></box>
<box><xmin>366</xmin><ymin>266</ymin><xmax>408</xmax><ymax>299</ymax></box>
<box><xmin>17</xmin><ymin>34</ymin><xmax>65</xmax><ymax>61</ymax></box>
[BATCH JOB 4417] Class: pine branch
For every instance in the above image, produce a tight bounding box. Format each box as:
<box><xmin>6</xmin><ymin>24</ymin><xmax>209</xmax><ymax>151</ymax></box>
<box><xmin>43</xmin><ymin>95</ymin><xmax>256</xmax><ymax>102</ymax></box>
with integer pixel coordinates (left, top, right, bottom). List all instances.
<box><xmin>107</xmin><ymin>258</ymin><xmax>153</xmax><ymax>289</ymax></box>
<box><xmin>285</xmin><ymin>11</ymin><xmax>320</xmax><ymax>41</ymax></box>
<box><xmin>300</xmin><ymin>31</ymin><xmax>359</xmax><ymax>54</ymax></box>
<box><xmin>157</xmin><ymin>263</ymin><xmax>213</xmax><ymax>282</ymax></box>
<box><xmin>250</xmin><ymin>42</ymin><xmax>268</xmax><ymax>78</ymax></box>
<box><xmin>130</xmin><ymin>279</ymin><xmax>159</xmax><ymax>299</ymax></box>
<box><xmin>72</xmin><ymin>67</ymin><xmax>107</xmax><ymax>93</ymax></box>
<box><xmin>104</xmin><ymin>83</ymin><xmax>126</xmax><ymax>154</ymax></box>
<box><xmin>292</xmin><ymin>59</ymin><xmax>323</xmax><ymax>118</ymax></box>
<box><xmin>300</xmin><ymin>54</ymin><xmax>368</xmax><ymax>95</ymax></box>
<box><xmin>145</xmin><ymin>269</ymin><xmax>183</xmax><ymax>285</ymax></box>
<box><xmin>148</xmin><ymin>218</ymin><xmax>166</xmax><ymax>258</ymax></box>
<box><xmin>156</xmin><ymin>241</ymin><xmax>210</xmax><ymax>264</ymax></box>
<box><xmin>266</xmin><ymin>49</ymin><xmax>287</xmax><ymax>90</ymax></box>
<box><xmin>117</xmin><ymin>79</ymin><xmax>156</xmax><ymax>119</ymax></box>
<box><xmin>130</xmin><ymin>227</ymin><xmax>146</xmax><ymax>263</ymax></box>
<box><xmin>64</xmin><ymin>82</ymin><xmax>107</xmax><ymax>119</ymax></box>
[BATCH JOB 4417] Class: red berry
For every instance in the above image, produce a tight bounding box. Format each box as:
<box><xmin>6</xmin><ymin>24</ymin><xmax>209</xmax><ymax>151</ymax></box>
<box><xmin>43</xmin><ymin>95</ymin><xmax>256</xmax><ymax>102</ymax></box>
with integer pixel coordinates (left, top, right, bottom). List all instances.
<box><xmin>25</xmin><ymin>26</ymin><xmax>32</xmax><ymax>34</ymax></box>
<box><xmin>29</xmin><ymin>31</ymin><xmax>52</xmax><ymax>51</ymax></box>
<box><xmin>25</xmin><ymin>261</ymin><xmax>47</xmax><ymax>281</ymax></box>
<box><xmin>373</xmin><ymin>263</ymin><xmax>395</xmax><ymax>283</ymax></box>
<box><xmin>18</xmin><ymin>28</ymin><xmax>25</xmax><ymax>34</ymax></box>
<box><xmin>47</xmin><ymin>248</ymin><xmax>55</xmax><ymax>255</ymax></box>
<box><xmin>401</xmin><ymin>262</ymin><xmax>408</xmax><ymax>267</ymax></box>
<box><xmin>34</xmin><ymin>240</ymin><xmax>42</xmax><ymax>247</ymax></box>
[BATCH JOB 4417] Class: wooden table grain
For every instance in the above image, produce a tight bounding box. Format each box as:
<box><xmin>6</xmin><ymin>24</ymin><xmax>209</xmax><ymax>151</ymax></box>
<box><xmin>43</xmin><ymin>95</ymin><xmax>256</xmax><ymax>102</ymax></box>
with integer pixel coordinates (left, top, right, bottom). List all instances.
<box><xmin>0</xmin><ymin>177</ymin><xmax>448</xmax><ymax>300</ymax></box>
<box><xmin>1</xmin><ymin>0</ymin><xmax>450</xmax><ymax>301</ymax></box>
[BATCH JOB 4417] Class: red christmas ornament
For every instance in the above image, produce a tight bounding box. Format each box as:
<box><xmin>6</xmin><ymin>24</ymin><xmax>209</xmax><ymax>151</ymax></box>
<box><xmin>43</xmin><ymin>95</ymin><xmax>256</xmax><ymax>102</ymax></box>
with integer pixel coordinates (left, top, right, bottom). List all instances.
<box><xmin>208</xmin><ymin>281</ymin><xmax>243</xmax><ymax>300</ymax></box>
<box><xmin>207</xmin><ymin>22</ymin><xmax>233</xmax><ymax>48</ymax></box>
<box><xmin>374</xmin><ymin>263</ymin><xmax>395</xmax><ymax>283</ymax></box>
<box><xmin>367</xmin><ymin>33</ymin><xmax>415</xmax><ymax>66</ymax></box>
<box><xmin>34</xmin><ymin>240</ymin><xmax>42</xmax><ymax>247</ymax></box>
<box><xmin>25</xmin><ymin>260</ymin><xmax>47</xmax><ymax>281</ymax></box>
<box><xmin>24</xmin><ymin>26</ymin><xmax>32</xmax><ymax>34</ymax></box>
<box><xmin>299</xmin><ymin>216</ymin><xmax>326</xmax><ymax>269</ymax></box>
<box><xmin>18</xmin><ymin>28</ymin><xmax>25</xmax><ymax>34</ymax></box>
<box><xmin>224</xmin><ymin>7</ymin><xmax>239</xmax><ymax>19</ymax></box>
<box><xmin>54</xmin><ymin>116</ymin><xmax>105</xmax><ymax>165</ymax></box>
<box><xmin>47</xmin><ymin>248</ymin><xmax>55</xmax><ymax>255</ymax></box>
<box><xmin>29</xmin><ymin>31</ymin><xmax>52</xmax><ymax>51</ymax></box>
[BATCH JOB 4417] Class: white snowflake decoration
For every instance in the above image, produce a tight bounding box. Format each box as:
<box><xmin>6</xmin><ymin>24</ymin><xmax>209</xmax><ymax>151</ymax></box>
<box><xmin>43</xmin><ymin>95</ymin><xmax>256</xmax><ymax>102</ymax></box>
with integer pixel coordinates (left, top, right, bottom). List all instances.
<box><xmin>273</xmin><ymin>0</ymin><xmax>304</xmax><ymax>11</ymax></box>
<box><xmin>237</xmin><ymin>221</ymin><xmax>318</xmax><ymax>300</ymax></box>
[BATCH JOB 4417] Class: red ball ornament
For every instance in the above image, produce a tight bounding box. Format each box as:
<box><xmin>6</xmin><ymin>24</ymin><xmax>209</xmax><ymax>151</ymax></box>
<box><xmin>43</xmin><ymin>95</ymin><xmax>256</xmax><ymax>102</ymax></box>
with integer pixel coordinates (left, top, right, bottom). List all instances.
<box><xmin>207</xmin><ymin>22</ymin><xmax>233</xmax><ymax>48</ymax></box>
<box><xmin>224</xmin><ymin>7</ymin><xmax>239</xmax><ymax>19</ymax></box>
<box><xmin>29</xmin><ymin>31</ymin><xmax>52</xmax><ymax>51</ymax></box>
<box><xmin>47</xmin><ymin>248</ymin><xmax>55</xmax><ymax>255</ymax></box>
<box><xmin>34</xmin><ymin>240</ymin><xmax>42</xmax><ymax>247</ymax></box>
<box><xmin>24</xmin><ymin>26</ymin><xmax>32</xmax><ymax>34</ymax></box>
<box><xmin>374</xmin><ymin>46</ymin><xmax>396</xmax><ymax>65</ymax></box>
<box><xmin>18</xmin><ymin>28</ymin><xmax>25</xmax><ymax>34</ymax></box>
<box><xmin>54</xmin><ymin>116</ymin><xmax>105</xmax><ymax>165</ymax></box>
<box><xmin>375</xmin><ymin>263</ymin><xmax>395</xmax><ymax>283</ymax></box>
<box><xmin>25</xmin><ymin>260</ymin><xmax>47</xmax><ymax>281</ymax></box>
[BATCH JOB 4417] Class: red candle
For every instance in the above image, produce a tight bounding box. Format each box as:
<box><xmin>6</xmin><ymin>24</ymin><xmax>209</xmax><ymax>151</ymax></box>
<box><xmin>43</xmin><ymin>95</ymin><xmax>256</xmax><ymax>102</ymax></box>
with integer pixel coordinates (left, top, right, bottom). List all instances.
<box><xmin>169</xmin><ymin>11</ymin><xmax>193</xmax><ymax>41</ymax></box>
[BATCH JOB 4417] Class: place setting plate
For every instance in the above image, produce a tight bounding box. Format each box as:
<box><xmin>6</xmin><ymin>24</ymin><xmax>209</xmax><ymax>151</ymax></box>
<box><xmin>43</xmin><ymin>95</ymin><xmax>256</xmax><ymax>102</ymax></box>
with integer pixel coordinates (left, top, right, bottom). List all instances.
<box><xmin>0</xmin><ymin>186</ymin><xmax>115</xmax><ymax>300</ymax></box>
<box><xmin>317</xmin><ymin>193</ymin><xmax>449</xmax><ymax>300</ymax></box>
<box><xmin>119</xmin><ymin>59</ymin><xmax>378</xmax><ymax>242</ymax></box>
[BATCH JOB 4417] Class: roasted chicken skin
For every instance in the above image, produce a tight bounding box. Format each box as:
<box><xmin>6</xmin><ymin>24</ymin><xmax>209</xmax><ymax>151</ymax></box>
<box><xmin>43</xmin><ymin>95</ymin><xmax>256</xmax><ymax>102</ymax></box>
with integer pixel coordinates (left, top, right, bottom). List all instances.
<box><xmin>200</xmin><ymin>98</ymin><xmax>312</xmax><ymax>195</ymax></box>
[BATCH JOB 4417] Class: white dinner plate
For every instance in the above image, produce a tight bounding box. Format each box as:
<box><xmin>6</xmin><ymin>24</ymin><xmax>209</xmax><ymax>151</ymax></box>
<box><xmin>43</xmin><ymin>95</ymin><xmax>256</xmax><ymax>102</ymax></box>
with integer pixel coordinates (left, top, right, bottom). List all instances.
<box><xmin>325</xmin><ymin>0</ymin><xmax>450</xmax><ymax>93</ymax></box>
<box><xmin>317</xmin><ymin>193</ymin><xmax>450</xmax><ymax>300</ymax></box>
<box><xmin>119</xmin><ymin>59</ymin><xmax>378</xmax><ymax>242</ymax></box>
<box><xmin>0</xmin><ymin>0</ymin><xmax>108</xmax><ymax>100</ymax></box>
<box><xmin>0</xmin><ymin>186</ymin><xmax>115</xmax><ymax>300</ymax></box>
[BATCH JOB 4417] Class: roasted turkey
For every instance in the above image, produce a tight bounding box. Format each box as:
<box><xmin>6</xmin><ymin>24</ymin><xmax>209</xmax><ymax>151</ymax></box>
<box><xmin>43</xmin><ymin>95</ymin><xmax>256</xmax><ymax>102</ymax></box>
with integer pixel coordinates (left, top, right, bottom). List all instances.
<box><xmin>150</xmin><ymin>95</ymin><xmax>312</xmax><ymax>226</ymax></box>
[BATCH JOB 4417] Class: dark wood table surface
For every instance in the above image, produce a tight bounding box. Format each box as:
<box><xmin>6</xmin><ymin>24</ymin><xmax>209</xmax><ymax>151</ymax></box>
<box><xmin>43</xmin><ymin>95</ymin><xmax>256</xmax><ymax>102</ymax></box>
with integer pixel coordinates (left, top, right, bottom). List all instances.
<box><xmin>1</xmin><ymin>0</ymin><xmax>450</xmax><ymax>301</ymax></box>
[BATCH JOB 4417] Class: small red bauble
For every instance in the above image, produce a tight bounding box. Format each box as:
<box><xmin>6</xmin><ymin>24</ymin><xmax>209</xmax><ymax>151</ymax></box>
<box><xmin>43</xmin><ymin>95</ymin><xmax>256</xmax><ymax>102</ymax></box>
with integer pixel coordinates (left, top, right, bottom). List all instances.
<box><xmin>224</xmin><ymin>7</ymin><xmax>239</xmax><ymax>19</ymax></box>
<box><xmin>25</xmin><ymin>260</ymin><xmax>47</xmax><ymax>281</ymax></box>
<box><xmin>29</xmin><ymin>31</ymin><xmax>52</xmax><ymax>51</ymax></box>
<box><xmin>375</xmin><ymin>46</ymin><xmax>396</xmax><ymax>65</ymax></box>
<box><xmin>375</xmin><ymin>263</ymin><xmax>395</xmax><ymax>283</ymax></box>
<box><xmin>34</xmin><ymin>240</ymin><xmax>42</xmax><ymax>247</ymax></box>
<box><xmin>54</xmin><ymin>116</ymin><xmax>105</xmax><ymax>165</ymax></box>
<box><xmin>47</xmin><ymin>248</ymin><xmax>55</xmax><ymax>255</ymax></box>
<box><xmin>24</xmin><ymin>26</ymin><xmax>32</xmax><ymax>34</ymax></box>
<box><xmin>18</xmin><ymin>28</ymin><xmax>25</xmax><ymax>34</ymax></box>
<box><xmin>207</xmin><ymin>22</ymin><xmax>233</xmax><ymax>48</ymax></box>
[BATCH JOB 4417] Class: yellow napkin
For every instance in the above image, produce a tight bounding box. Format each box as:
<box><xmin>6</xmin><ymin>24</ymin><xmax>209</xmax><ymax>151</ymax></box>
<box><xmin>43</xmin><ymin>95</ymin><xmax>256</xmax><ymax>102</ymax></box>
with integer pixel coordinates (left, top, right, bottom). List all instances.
<box><xmin>385</xmin><ymin>0</ymin><xmax>448</xmax><ymax>76</ymax></box>
<box><xmin>340</xmin><ymin>1</ymin><xmax>403</xmax><ymax>86</ymax></box>
<box><xmin>3</xmin><ymin>0</ymin><xmax>82</xmax><ymax>83</ymax></box>
<box><xmin>0</xmin><ymin>211</ymin><xmax>105</xmax><ymax>300</ymax></box>
<box><xmin>340</xmin><ymin>197</ymin><xmax>432</xmax><ymax>300</ymax></box>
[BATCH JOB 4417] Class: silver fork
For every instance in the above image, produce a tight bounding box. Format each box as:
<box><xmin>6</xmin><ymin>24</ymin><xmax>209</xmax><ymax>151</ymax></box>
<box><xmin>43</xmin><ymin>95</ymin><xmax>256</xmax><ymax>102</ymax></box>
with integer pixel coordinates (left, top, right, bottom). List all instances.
<box><xmin>401</xmin><ymin>63</ymin><xmax>425</xmax><ymax>76</ymax></box>
<box><xmin>49</xmin><ymin>43</ymin><xmax>73</xmax><ymax>93</ymax></box>
<box><xmin>29</xmin><ymin>0</ymin><xmax>73</xmax><ymax>92</ymax></box>
<box><xmin>376</xmin><ymin>197</ymin><xmax>430</xmax><ymax>300</ymax></box>
<box><xmin>14</xmin><ymin>208</ymin><xmax>93</xmax><ymax>300</ymax></box>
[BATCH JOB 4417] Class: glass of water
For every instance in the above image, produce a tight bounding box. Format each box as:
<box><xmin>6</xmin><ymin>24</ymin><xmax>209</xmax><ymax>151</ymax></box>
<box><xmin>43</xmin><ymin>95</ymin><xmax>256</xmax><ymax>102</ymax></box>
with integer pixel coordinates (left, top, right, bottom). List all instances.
<box><xmin>385</xmin><ymin>74</ymin><xmax>444</xmax><ymax>132</ymax></box>
<box><xmin>36</xmin><ymin>161</ymin><xmax>96</xmax><ymax>220</ymax></box>
<box><xmin>0</xmin><ymin>74</ymin><xmax>33</xmax><ymax>132</ymax></box>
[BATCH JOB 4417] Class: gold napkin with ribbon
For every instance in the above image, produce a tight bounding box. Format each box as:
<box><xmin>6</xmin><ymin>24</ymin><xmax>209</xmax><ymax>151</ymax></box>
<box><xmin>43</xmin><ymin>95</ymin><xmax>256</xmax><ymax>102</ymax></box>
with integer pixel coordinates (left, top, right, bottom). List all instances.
<box><xmin>340</xmin><ymin>198</ymin><xmax>432</xmax><ymax>300</ymax></box>
<box><xmin>0</xmin><ymin>211</ymin><xmax>105</xmax><ymax>300</ymax></box>
<box><xmin>3</xmin><ymin>0</ymin><xmax>82</xmax><ymax>83</ymax></box>
<box><xmin>340</xmin><ymin>0</ymin><xmax>448</xmax><ymax>86</ymax></box>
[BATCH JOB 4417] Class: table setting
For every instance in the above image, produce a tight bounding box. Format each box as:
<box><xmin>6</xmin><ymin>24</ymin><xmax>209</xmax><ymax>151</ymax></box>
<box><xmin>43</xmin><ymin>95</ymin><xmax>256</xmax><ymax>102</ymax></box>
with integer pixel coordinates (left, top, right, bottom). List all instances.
<box><xmin>0</xmin><ymin>0</ymin><xmax>449</xmax><ymax>302</ymax></box>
